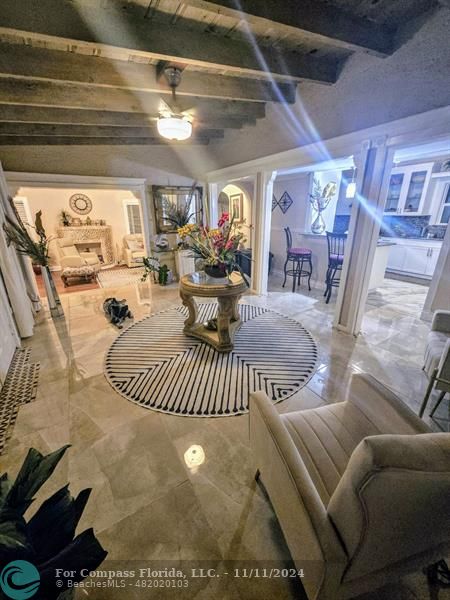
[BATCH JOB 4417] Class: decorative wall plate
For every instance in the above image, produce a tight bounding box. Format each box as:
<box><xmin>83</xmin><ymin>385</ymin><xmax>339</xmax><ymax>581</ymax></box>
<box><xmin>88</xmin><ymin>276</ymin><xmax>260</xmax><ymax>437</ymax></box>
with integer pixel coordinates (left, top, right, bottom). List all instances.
<box><xmin>69</xmin><ymin>193</ymin><xmax>92</xmax><ymax>215</ymax></box>
<box><xmin>278</xmin><ymin>191</ymin><xmax>293</xmax><ymax>214</ymax></box>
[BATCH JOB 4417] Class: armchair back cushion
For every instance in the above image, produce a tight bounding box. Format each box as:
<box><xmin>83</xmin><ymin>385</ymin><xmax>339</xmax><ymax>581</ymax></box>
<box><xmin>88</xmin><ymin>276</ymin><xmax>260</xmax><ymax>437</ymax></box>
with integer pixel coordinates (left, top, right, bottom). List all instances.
<box><xmin>328</xmin><ymin>433</ymin><xmax>450</xmax><ymax>582</ymax></box>
<box><xmin>58</xmin><ymin>237</ymin><xmax>79</xmax><ymax>257</ymax></box>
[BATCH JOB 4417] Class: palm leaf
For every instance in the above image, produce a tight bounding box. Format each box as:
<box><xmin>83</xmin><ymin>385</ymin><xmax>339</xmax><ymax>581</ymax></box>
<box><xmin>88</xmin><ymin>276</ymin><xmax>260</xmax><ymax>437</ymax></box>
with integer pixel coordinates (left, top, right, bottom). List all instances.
<box><xmin>4</xmin><ymin>446</ymin><xmax>70</xmax><ymax>514</ymax></box>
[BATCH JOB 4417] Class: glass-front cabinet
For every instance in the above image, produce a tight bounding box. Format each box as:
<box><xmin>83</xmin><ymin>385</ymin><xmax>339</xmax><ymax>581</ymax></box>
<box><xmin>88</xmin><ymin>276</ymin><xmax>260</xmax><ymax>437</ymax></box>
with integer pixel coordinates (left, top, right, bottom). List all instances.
<box><xmin>385</xmin><ymin>173</ymin><xmax>404</xmax><ymax>213</ymax></box>
<box><xmin>384</xmin><ymin>163</ymin><xmax>433</xmax><ymax>215</ymax></box>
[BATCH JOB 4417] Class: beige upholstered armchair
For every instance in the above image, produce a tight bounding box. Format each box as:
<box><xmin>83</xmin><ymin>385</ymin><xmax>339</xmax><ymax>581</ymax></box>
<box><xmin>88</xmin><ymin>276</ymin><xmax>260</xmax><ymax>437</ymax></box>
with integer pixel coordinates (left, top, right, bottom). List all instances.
<box><xmin>56</xmin><ymin>237</ymin><xmax>101</xmax><ymax>271</ymax></box>
<box><xmin>420</xmin><ymin>310</ymin><xmax>450</xmax><ymax>417</ymax></box>
<box><xmin>123</xmin><ymin>234</ymin><xmax>146</xmax><ymax>268</ymax></box>
<box><xmin>250</xmin><ymin>374</ymin><xmax>450</xmax><ymax>600</ymax></box>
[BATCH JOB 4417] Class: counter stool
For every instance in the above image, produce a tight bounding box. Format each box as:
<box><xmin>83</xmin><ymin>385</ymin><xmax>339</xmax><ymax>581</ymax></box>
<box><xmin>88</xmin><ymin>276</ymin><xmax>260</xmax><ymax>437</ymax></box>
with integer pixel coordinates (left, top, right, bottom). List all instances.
<box><xmin>324</xmin><ymin>232</ymin><xmax>347</xmax><ymax>303</ymax></box>
<box><xmin>282</xmin><ymin>227</ymin><xmax>313</xmax><ymax>293</ymax></box>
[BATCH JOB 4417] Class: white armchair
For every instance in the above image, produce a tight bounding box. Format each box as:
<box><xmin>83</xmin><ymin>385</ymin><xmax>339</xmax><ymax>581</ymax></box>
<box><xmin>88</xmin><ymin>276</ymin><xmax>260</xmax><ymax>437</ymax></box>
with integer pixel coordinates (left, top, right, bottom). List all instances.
<box><xmin>420</xmin><ymin>309</ymin><xmax>450</xmax><ymax>417</ymax></box>
<box><xmin>250</xmin><ymin>374</ymin><xmax>450</xmax><ymax>600</ymax></box>
<box><xmin>56</xmin><ymin>237</ymin><xmax>101</xmax><ymax>271</ymax></box>
<box><xmin>123</xmin><ymin>234</ymin><xmax>146</xmax><ymax>268</ymax></box>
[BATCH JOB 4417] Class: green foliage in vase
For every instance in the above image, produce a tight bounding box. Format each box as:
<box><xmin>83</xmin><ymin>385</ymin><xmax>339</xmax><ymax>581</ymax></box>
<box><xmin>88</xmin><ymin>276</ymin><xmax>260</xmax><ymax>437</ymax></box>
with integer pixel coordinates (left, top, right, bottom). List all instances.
<box><xmin>160</xmin><ymin>183</ymin><xmax>198</xmax><ymax>229</ymax></box>
<box><xmin>3</xmin><ymin>209</ymin><xmax>51</xmax><ymax>267</ymax></box>
<box><xmin>158</xmin><ymin>264</ymin><xmax>169</xmax><ymax>285</ymax></box>
<box><xmin>141</xmin><ymin>257</ymin><xmax>170</xmax><ymax>285</ymax></box>
<box><xmin>0</xmin><ymin>446</ymin><xmax>107</xmax><ymax>599</ymax></box>
<box><xmin>60</xmin><ymin>211</ymin><xmax>71</xmax><ymax>226</ymax></box>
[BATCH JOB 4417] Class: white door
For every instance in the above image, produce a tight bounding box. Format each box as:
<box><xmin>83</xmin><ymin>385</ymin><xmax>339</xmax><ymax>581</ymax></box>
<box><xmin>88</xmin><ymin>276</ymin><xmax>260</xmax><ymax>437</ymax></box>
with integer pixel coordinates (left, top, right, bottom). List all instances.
<box><xmin>0</xmin><ymin>271</ymin><xmax>19</xmax><ymax>385</ymax></box>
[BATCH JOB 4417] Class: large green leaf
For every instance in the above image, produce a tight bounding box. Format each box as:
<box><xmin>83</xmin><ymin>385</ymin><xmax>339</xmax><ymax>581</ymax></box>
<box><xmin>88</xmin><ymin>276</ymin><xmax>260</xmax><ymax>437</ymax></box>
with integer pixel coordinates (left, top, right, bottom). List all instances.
<box><xmin>38</xmin><ymin>529</ymin><xmax>108</xmax><ymax>600</ymax></box>
<box><xmin>5</xmin><ymin>446</ymin><xmax>70</xmax><ymax>514</ymax></box>
<box><xmin>0</xmin><ymin>473</ymin><xmax>11</xmax><ymax>509</ymax></box>
<box><xmin>28</xmin><ymin>485</ymin><xmax>91</xmax><ymax>563</ymax></box>
<box><xmin>0</xmin><ymin>511</ymin><xmax>33</xmax><ymax>563</ymax></box>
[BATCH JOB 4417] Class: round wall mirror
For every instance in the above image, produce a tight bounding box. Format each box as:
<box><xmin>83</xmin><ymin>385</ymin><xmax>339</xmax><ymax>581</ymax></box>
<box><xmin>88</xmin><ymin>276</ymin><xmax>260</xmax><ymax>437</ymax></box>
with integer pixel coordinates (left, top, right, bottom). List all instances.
<box><xmin>69</xmin><ymin>193</ymin><xmax>92</xmax><ymax>215</ymax></box>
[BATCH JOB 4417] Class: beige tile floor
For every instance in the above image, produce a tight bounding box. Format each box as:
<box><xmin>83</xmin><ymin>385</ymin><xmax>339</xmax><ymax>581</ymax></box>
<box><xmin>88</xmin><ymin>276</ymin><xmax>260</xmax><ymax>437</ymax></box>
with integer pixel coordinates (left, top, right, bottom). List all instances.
<box><xmin>1</xmin><ymin>275</ymin><xmax>448</xmax><ymax>600</ymax></box>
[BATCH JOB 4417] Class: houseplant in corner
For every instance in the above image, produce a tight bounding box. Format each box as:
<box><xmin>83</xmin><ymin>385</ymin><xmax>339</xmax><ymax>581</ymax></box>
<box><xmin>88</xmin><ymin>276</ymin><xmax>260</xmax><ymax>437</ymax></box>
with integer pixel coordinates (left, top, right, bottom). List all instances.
<box><xmin>177</xmin><ymin>212</ymin><xmax>249</xmax><ymax>283</ymax></box>
<box><xmin>309</xmin><ymin>178</ymin><xmax>337</xmax><ymax>234</ymax></box>
<box><xmin>3</xmin><ymin>209</ymin><xmax>64</xmax><ymax>318</ymax></box>
<box><xmin>161</xmin><ymin>185</ymin><xmax>197</xmax><ymax>277</ymax></box>
<box><xmin>0</xmin><ymin>445</ymin><xmax>107</xmax><ymax>599</ymax></box>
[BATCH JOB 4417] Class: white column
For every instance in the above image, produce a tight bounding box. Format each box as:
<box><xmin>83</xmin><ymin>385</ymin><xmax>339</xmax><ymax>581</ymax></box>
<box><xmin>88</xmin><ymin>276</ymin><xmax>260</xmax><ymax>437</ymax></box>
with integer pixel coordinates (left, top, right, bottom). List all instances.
<box><xmin>422</xmin><ymin>223</ymin><xmax>450</xmax><ymax>319</ymax></box>
<box><xmin>207</xmin><ymin>182</ymin><xmax>219</xmax><ymax>227</ymax></box>
<box><xmin>253</xmin><ymin>170</ymin><xmax>277</xmax><ymax>295</ymax></box>
<box><xmin>334</xmin><ymin>137</ymin><xmax>392</xmax><ymax>335</ymax></box>
<box><xmin>139</xmin><ymin>183</ymin><xmax>153</xmax><ymax>255</ymax></box>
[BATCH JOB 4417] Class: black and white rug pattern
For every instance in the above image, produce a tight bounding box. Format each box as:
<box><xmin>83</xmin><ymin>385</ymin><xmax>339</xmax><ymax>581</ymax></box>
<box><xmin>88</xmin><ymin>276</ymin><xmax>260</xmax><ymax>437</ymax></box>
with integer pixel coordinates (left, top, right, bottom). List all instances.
<box><xmin>104</xmin><ymin>304</ymin><xmax>318</xmax><ymax>417</ymax></box>
<box><xmin>0</xmin><ymin>348</ymin><xmax>40</xmax><ymax>453</ymax></box>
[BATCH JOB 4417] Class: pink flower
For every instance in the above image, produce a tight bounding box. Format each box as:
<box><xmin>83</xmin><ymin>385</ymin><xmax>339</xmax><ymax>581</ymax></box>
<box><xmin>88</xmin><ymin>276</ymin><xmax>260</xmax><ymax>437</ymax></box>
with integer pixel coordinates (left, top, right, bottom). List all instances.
<box><xmin>225</xmin><ymin>239</ymin><xmax>234</xmax><ymax>250</ymax></box>
<box><xmin>218</xmin><ymin>212</ymin><xmax>230</xmax><ymax>227</ymax></box>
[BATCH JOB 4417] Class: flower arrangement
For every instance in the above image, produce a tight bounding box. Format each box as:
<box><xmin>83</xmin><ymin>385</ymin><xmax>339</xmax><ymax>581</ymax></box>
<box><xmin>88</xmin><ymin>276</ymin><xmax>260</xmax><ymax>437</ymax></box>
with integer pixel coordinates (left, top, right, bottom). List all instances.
<box><xmin>309</xmin><ymin>178</ymin><xmax>337</xmax><ymax>212</ymax></box>
<box><xmin>178</xmin><ymin>212</ymin><xmax>247</xmax><ymax>280</ymax></box>
<box><xmin>308</xmin><ymin>178</ymin><xmax>337</xmax><ymax>234</ymax></box>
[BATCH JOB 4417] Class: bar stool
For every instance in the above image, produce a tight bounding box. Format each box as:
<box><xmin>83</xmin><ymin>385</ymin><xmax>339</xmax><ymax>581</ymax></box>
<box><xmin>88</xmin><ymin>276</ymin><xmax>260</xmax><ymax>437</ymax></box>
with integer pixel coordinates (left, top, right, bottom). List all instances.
<box><xmin>324</xmin><ymin>232</ymin><xmax>347</xmax><ymax>304</ymax></box>
<box><xmin>282</xmin><ymin>227</ymin><xmax>313</xmax><ymax>293</ymax></box>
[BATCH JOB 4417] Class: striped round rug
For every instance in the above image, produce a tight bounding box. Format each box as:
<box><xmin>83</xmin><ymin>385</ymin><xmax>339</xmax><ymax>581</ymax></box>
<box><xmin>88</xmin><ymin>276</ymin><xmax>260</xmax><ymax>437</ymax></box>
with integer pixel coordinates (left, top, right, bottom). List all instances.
<box><xmin>104</xmin><ymin>304</ymin><xmax>318</xmax><ymax>417</ymax></box>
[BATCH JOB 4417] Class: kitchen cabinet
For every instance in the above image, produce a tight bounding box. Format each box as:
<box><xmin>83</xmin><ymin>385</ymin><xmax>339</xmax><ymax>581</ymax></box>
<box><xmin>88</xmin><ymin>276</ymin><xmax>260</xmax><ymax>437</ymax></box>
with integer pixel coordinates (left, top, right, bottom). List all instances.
<box><xmin>384</xmin><ymin>163</ymin><xmax>433</xmax><ymax>216</ymax></box>
<box><xmin>384</xmin><ymin>238</ymin><xmax>442</xmax><ymax>278</ymax></box>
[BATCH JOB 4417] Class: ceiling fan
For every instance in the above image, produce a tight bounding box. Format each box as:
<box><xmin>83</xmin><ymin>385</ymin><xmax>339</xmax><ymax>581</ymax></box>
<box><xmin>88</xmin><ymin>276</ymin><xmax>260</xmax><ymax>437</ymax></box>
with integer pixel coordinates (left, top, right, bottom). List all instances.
<box><xmin>157</xmin><ymin>66</ymin><xmax>193</xmax><ymax>141</ymax></box>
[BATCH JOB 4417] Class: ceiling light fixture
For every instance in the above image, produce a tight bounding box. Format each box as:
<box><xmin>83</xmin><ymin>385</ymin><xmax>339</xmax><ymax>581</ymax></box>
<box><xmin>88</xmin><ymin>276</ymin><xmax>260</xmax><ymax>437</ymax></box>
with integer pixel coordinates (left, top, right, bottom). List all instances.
<box><xmin>346</xmin><ymin>168</ymin><xmax>357</xmax><ymax>199</ymax></box>
<box><xmin>157</xmin><ymin>115</ymin><xmax>192</xmax><ymax>141</ymax></box>
<box><xmin>157</xmin><ymin>66</ymin><xmax>193</xmax><ymax>141</ymax></box>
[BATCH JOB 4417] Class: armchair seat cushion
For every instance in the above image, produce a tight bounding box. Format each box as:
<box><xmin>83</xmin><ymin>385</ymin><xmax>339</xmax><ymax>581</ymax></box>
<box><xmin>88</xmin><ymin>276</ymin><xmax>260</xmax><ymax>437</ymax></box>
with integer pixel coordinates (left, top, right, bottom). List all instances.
<box><xmin>281</xmin><ymin>402</ymin><xmax>381</xmax><ymax>505</ymax></box>
<box><xmin>424</xmin><ymin>331</ymin><xmax>450</xmax><ymax>376</ymax></box>
<box><xmin>131</xmin><ymin>250</ymin><xmax>146</xmax><ymax>259</ymax></box>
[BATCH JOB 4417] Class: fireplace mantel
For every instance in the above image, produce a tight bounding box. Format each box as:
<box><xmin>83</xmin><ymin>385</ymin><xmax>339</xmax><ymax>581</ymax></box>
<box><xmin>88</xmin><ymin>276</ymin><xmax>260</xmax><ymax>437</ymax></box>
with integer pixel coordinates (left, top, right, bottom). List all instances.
<box><xmin>57</xmin><ymin>226</ymin><xmax>114</xmax><ymax>265</ymax></box>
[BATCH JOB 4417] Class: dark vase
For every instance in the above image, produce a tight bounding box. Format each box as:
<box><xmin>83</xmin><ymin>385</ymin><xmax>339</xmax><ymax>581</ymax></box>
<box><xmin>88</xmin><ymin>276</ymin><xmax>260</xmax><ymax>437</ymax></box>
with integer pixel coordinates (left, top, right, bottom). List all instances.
<box><xmin>204</xmin><ymin>263</ymin><xmax>228</xmax><ymax>278</ymax></box>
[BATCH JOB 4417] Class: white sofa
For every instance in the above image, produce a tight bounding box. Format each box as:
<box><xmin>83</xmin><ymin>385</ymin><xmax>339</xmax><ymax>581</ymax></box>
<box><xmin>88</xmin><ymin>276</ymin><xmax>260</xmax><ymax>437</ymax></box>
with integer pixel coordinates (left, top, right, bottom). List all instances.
<box><xmin>123</xmin><ymin>234</ymin><xmax>146</xmax><ymax>268</ymax></box>
<box><xmin>420</xmin><ymin>310</ymin><xmax>450</xmax><ymax>417</ymax></box>
<box><xmin>56</xmin><ymin>237</ymin><xmax>101</xmax><ymax>271</ymax></box>
<box><xmin>250</xmin><ymin>373</ymin><xmax>450</xmax><ymax>600</ymax></box>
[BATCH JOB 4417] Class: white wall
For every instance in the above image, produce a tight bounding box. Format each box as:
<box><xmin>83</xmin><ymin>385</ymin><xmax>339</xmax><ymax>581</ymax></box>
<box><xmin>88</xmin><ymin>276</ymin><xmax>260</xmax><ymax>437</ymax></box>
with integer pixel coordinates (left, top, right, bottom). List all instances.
<box><xmin>270</xmin><ymin>174</ymin><xmax>311</xmax><ymax>274</ymax></box>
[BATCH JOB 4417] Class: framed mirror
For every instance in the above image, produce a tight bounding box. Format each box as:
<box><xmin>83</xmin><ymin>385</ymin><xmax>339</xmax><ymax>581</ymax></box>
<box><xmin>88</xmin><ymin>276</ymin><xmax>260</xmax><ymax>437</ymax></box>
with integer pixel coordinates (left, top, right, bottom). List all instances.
<box><xmin>152</xmin><ymin>185</ymin><xmax>203</xmax><ymax>233</ymax></box>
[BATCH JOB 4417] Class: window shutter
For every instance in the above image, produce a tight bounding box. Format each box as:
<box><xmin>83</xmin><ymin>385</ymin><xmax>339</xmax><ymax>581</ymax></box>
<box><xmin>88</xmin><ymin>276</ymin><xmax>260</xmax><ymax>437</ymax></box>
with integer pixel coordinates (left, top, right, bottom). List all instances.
<box><xmin>13</xmin><ymin>198</ymin><xmax>31</xmax><ymax>226</ymax></box>
<box><xmin>126</xmin><ymin>203</ymin><xmax>143</xmax><ymax>235</ymax></box>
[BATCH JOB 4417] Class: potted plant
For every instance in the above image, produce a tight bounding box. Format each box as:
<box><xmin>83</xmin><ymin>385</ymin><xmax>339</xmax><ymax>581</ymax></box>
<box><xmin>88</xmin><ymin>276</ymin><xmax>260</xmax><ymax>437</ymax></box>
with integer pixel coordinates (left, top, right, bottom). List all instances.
<box><xmin>309</xmin><ymin>179</ymin><xmax>337</xmax><ymax>234</ymax></box>
<box><xmin>60</xmin><ymin>210</ymin><xmax>71</xmax><ymax>227</ymax></box>
<box><xmin>141</xmin><ymin>256</ymin><xmax>172</xmax><ymax>286</ymax></box>
<box><xmin>3</xmin><ymin>210</ymin><xmax>63</xmax><ymax>318</ymax></box>
<box><xmin>0</xmin><ymin>445</ymin><xmax>107</xmax><ymax>599</ymax></box>
<box><xmin>177</xmin><ymin>212</ymin><xmax>249</xmax><ymax>284</ymax></box>
<box><xmin>161</xmin><ymin>185</ymin><xmax>198</xmax><ymax>277</ymax></box>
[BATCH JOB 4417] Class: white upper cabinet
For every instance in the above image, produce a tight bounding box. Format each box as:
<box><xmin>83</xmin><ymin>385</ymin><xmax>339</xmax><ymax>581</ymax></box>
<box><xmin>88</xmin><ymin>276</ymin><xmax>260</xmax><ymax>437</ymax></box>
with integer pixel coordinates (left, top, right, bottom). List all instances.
<box><xmin>384</xmin><ymin>163</ymin><xmax>433</xmax><ymax>216</ymax></box>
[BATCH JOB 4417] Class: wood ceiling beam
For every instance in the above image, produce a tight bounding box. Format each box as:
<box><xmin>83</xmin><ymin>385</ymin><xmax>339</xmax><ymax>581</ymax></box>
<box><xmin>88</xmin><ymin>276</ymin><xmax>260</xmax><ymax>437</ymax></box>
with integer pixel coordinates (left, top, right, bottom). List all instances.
<box><xmin>0</xmin><ymin>44</ymin><xmax>296</xmax><ymax>104</ymax></box>
<box><xmin>183</xmin><ymin>0</ymin><xmax>395</xmax><ymax>56</ymax></box>
<box><xmin>0</xmin><ymin>79</ymin><xmax>266</xmax><ymax>119</ymax></box>
<box><xmin>0</xmin><ymin>136</ymin><xmax>211</xmax><ymax>146</ymax></box>
<box><xmin>0</xmin><ymin>0</ymin><xmax>339</xmax><ymax>83</ymax></box>
<box><xmin>0</xmin><ymin>123</ymin><xmax>224</xmax><ymax>138</ymax></box>
<box><xmin>0</xmin><ymin>105</ymin><xmax>253</xmax><ymax>129</ymax></box>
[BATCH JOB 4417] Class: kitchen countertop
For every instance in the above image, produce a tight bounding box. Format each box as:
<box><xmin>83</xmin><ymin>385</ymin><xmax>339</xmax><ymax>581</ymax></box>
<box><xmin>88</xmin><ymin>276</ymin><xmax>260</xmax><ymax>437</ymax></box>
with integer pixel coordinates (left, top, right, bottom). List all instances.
<box><xmin>379</xmin><ymin>236</ymin><xmax>443</xmax><ymax>243</ymax></box>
